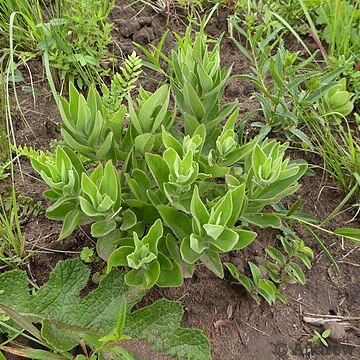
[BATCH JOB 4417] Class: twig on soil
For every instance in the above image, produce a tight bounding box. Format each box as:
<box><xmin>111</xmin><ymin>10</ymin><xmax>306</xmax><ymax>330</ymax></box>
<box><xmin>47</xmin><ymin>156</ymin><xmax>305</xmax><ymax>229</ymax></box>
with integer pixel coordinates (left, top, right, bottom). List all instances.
<box><xmin>27</xmin><ymin>244</ymin><xmax>81</xmax><ymax>254</ymax></box>
<box><xmin>341</xmin><ymin>245</ymin><xmax>360</xmax><ymax>259</ymax></box>
<box><xmin>338</xmin><ymin>260</ymin><xmax>360</xmax><ymax>267</ymax></box>
<box><xmin>176</xmin><ymin>291</ymin><xmax>189</xmax><ymax>301</ymax></box>
<box><xmin>304</xmin><ymin>313</ymin><xmax>360</xmax><ymax>321</ymax></box>
<box><xmin>340</xmin><ymin>342</ymin><xmax>360</xmax><ymax>348</ymax></box>
<box><xmin>238</xmin><ymin>320</ymin><xmax>270</xmax><ymax>337</ymax></box>
<box><xmin>235</xmin><ymin>320</ymin><xmax>248</xmax><ymax>347</ymax></box>
<box><xmin>78</xmin><ymin>227</ymin><xmax>96</xmax><ymax>245</ymax></box>
<box><xmin>303</xmin><ymin>316</ymin><xmax>351</xmax><ymax>327</ymax></box>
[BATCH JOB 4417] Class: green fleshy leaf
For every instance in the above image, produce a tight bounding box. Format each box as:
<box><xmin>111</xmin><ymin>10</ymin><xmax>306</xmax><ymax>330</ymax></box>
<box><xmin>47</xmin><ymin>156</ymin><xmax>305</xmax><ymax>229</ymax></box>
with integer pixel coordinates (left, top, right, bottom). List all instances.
<box><xmin>91</xmin><ymin>219</ymin><xmax>117</xmax><ymax>238</ymax></box>
<box><xmin>59</xmin><ymin>210</ymin><xmax>83</xmax><ymax>240</ymax></box>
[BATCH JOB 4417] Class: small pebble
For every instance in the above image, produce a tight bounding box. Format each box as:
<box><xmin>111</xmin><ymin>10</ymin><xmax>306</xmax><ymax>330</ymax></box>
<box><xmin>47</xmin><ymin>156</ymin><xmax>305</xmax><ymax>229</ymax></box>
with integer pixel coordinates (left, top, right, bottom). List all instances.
<box><xmin>324</xmin><ymin>322</ymin><xmax>346</xmax><ymax>342</ymax></box>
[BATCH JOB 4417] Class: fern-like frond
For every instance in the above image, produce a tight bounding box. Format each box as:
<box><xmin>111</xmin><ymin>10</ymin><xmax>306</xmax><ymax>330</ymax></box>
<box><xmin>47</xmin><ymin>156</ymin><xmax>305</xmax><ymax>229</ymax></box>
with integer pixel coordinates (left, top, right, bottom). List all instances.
<box><xmin>104</xmin><ymin>51</ymin><xmax>142</xmax><ymax>111</ymax></box>
<box><xmin>14</xmin><ymin>145</ymin><xmax>54</xmax><ymax>163</ymax></box>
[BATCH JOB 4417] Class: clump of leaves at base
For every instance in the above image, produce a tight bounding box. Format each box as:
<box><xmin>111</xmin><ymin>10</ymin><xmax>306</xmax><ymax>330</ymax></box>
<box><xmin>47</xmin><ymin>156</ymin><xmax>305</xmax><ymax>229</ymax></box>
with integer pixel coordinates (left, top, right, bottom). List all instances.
<box><xmin>0</xmin><ymin>259</ymin><xmax>211</xmax><ymax>360</ymax></box>
<box><xmin>24</xmin><ymin>23</ymin><xmax>310</xmax><ymax>293</ymax></box>
<box><xmin>24</xmin><ymin>23</ymin><xmax>360</xmax><ymax>305</ymax></box>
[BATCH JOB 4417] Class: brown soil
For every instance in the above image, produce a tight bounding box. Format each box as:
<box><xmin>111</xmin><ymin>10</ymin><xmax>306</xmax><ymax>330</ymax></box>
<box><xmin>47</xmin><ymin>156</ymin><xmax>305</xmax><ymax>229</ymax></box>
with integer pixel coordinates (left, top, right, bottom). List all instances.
<box><xmin>3</xmin><ymin>1</ymin><xmax>359</xmax><ymax>359</ymax></box>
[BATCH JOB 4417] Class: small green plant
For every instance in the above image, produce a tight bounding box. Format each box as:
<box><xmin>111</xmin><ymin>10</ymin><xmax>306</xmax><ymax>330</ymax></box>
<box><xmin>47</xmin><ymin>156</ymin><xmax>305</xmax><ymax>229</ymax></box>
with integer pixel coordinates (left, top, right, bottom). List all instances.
<box><xmin>320</xmin><ymin>78</ymin><xmax>354</xmax><ymax>116</ymax></box>
<box><xmin>26</xmin><ymin>100</ymin><xmax>308</xmax><ymax>288</ymax></box>
<box><xmin>226</xmin><ymin>261</ymin><xmax>286</xmax><ymax>305</ymax></box>
<box><xmin>108</xmin><ymin>219</ymin><xmax>183</xmax><ymax>288</ymax></box>
<box><xmin>309</xmin><ymin>329</ymin><xmax>331</xmax><ymax>347</ymax></box>
<box><xmin>226</xmin><ymin>234</ymin><xmax>313</xmax><ymax>304</ymax></box>
<box><xmin>228</xmin><ymin>15</ymin><xmax>342</xmax><ymax>144</ymax></box>
<box><xmin>80</xmin><ymin>247</ymin><xmax>95</xmax><ymax>263</ymax></box>
<box><xmin>79</xmin><ymin>161</ymin><xmax>122</xmax><ymax>238</ymax></box>
<box><xmin>137</xmin><ymin>23</ymin><xmax>238</xmax><ymax>139</ymax></box>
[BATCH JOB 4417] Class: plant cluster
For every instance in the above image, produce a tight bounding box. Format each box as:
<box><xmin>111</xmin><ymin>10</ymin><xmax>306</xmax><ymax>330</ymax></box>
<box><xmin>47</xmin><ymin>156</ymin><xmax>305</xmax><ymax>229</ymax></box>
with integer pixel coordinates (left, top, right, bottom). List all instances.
<box><xmin>302</xmin><ymin>0</ymin><xmax>360</xmax><ymax>99</ymax></box>
<box><xmin>1</xmin><ymin>0</ymin><xmax>116</xmax><ymax>89</ymax></box>
<box><xmin>24</xmin><ymin>28</ymin><xmax>312</xmax><ymax>296</ymax></box>
<box><xmin>42</xmin><ymin>0</ymin><xmax>115</xmax><ymax>88</ymax></box>
<box><xmin>228</xmin><ymin>14</ymin><xmax>344</xmax><ymax>144</ymax></box>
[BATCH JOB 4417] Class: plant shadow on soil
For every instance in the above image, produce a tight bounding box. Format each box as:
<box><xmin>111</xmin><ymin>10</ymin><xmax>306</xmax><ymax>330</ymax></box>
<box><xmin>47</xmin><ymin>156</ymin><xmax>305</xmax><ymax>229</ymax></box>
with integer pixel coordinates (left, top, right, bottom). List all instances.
<box><xmin>3</xmin><ymin>1</ymin><xmax>360</xmax><ymax>359</ymax></box>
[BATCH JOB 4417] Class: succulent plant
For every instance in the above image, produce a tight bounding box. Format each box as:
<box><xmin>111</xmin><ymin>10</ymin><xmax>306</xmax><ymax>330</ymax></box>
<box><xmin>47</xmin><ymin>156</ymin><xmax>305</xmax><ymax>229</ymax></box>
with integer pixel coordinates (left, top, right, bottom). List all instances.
<box><xmin>321</xmin><ymin>78</ymin><xmax>354</xmax><ymax>116</ymax></box>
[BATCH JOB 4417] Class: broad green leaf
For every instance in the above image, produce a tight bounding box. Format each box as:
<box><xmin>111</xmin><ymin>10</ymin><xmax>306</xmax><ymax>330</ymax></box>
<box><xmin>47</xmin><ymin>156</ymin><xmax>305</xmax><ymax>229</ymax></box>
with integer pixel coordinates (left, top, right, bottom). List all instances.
<box><xmin>200</xmin><ymin>250</ymin><xmax>224</xmax><ymax>278</ymax></box>
<box><xmin>211</xmin><ymin>228</ymin><xmax>239</xmax><ymax>252</ymax></box>
<box><xmin>96</xmin><ymin>230</ymin><xmax>121</xmax><ymax>261</ymax></box>
<box><xmin>287</xmin><ymin>262</ymin><xmax>306</xmax><ymax>285</ymax></box>
<box><xmin>107</xmin><ymin>246</ymin><xmax>135</xmax><ymax>271</ymax></box>
<box><xmin>125</xmin><ymin>299</ymin><xmax>211</xmax><ymax>359</ymax></box>
<box><xmin>257</xmin><ymin>279</ymin><xmax>276</xmax><ymax>305</ymax></box>
<box><xmin>120</xmin><ymin>209</ymin><xmax>137</xmax><ymax>231</ymax></box>
<box><xmin>232</xmin><ymin>229</ymin><xmax>257</xmax><ymax>250</ymax></box>
<box><xmin>99</xmin><ymin>161</ymin><xmax>119</xmax><ymax>202</ymax></box>
<box><xmin>190</xmin><ymin>187</ymin><xmax>210</xmax><ymax>229</ymax></box>
<box><xmin>242</xmin><ymin>213</ymin><xmax>282</xmax><ymax>228</ymax></box>
<box><xmin>158</xmin><ymin>205</ymin><xmax>192</xmax><ymax>241</ymax></box>
<box><xmin>0</xmin><ymin>260</ymin><xmax>211</xmax><ymax>359</ymax></box>
<box><xmin>139</xmin><ymin>85</ymin><xmax>169</xmax><ymax>133</ymax></box>
<box><xmin>211</xmin><ymin>190</ymin><xmax>233</xmax><ymax>226</ymax></box>
<box><xmin>91</xmin><ymin>219</ymin><xmax>117</xmax><ymax>238</ymax></box>
<box><xmin>157</xmin><ymin>260</ymin><xmax>183</xmax><ymax>287</ymax></box>
<box><xmin>189</xmin><ymin>233</ymin><xmax>209</xmax><ymax>254</ymax></box>
<box><xmin>141</xmin><ymin>261</ymin><xmax>161</xmax><ymax>288</ymax></box>
<box><xmin>265</xmin><ymin>246</ymin><xmax>286</xmax><ymax>266</ymax></box>
<box><xmin>203</xmin><ymin>224</ymin><xmax>224</xmax><ymax>241</ymax></box>
<box><xmin>161</xmin><ymin>127</ymin><xmax>183</xmax><ymax>155</ymax></box>
<box><xmin>166</xmin><ymin>234</ymin><xmax>195</xmax><ymax>278</ymax></box>
<box><xmin>142</xmin><ymin>219</ymin><xmax>163</xmax><ymax>254</ymax></box>
<box><xmin>46</xmin><ymin>198</ymin><xmax>77</xmax><ymax>220</ymax></box>
<box><xmin>227</xmin><ymin>184</ymin><xmax>245</xmax><ymax>227</ymax></box>
<box><xmin>59</xmin><ymin>210</ymin><xmax>83</xmax><ymax>240</ymax></box>
<box><xmin>180</xmin><ymin>237</ymin><xmax>202</xmax><ymax>264</ymax></box>
<box><xmin>145</xmin><ymin>153</ymin><xmax>169</xmax><ymax>193</ymax></box>
<box><xmin>183</xmin><ymin>81</ymin><xmax>205</xmax><ymax>120</ymax></box>
<box><xmin>134</xmin><ymin>133</ymin><xmax>155</xmax><ymax>154</ymax></box>
<box><xmin>248</xmin><ymin>262</ymin><xmax>262</xmax><ymax>285</ymax></box>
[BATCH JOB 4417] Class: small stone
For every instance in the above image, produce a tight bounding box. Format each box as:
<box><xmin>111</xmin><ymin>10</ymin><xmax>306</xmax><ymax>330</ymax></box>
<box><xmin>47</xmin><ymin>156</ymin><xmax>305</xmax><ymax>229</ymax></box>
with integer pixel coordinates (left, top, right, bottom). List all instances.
<box><xmin>133</xmin><ymin>27</ymin><xmax>155</xmax><ymax>44</ymax></box>
<box><xmin>254</xmin><ymin>256</ymin><xmax>262</xmax><ymax>264</ymax></box>
<box><xmin>116</xmin><ymin>20</ymin><xmax>140</xmax><ymax>38</ymax></box>
<box><xmin>138</xmin><ymin>17</ymin><xmax>152</xmax><ymax>27</ymax></box>
<box><xmin>324</xmin><ymin>322</ymin><xmax>346</xmax><ymax>342</ymax></box>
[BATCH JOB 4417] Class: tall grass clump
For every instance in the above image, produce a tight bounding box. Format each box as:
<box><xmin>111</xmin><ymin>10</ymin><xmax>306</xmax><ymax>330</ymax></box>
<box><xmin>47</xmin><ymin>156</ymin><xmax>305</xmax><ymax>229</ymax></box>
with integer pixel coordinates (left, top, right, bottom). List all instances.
<box><xmin>0</xmin><ymin>0</ymin><xmax>43</xmax><ymax>52</ymax></box>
